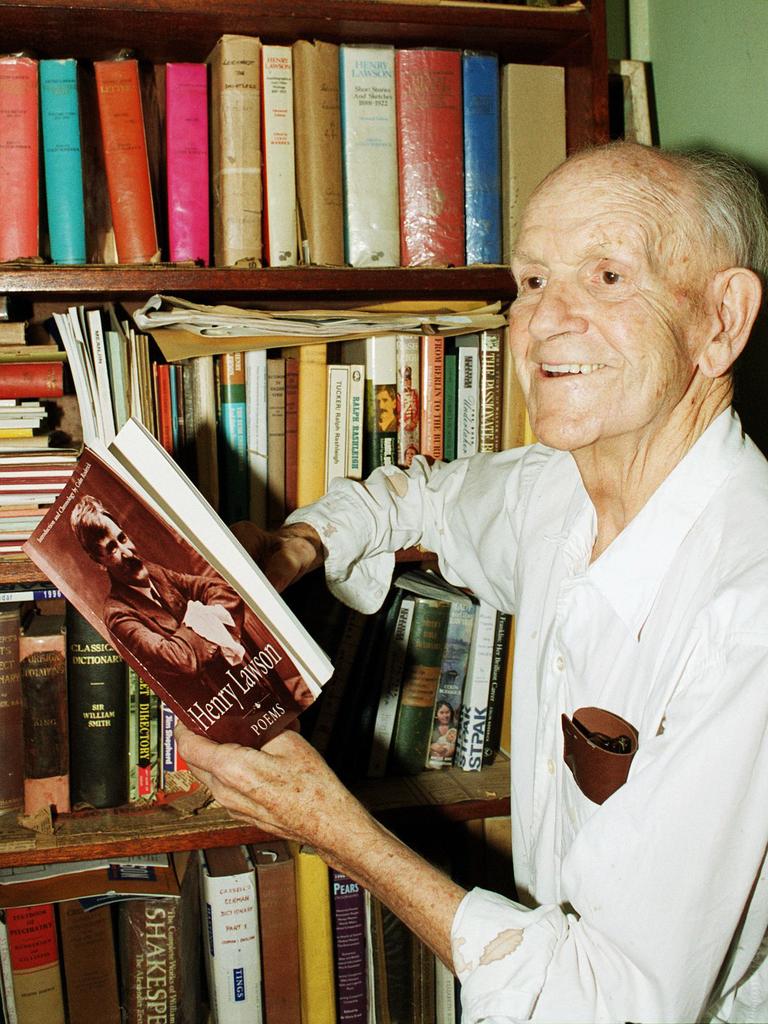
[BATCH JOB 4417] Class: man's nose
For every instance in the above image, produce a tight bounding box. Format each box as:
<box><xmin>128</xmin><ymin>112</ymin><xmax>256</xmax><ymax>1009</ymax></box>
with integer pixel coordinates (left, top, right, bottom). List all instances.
<box><xmin>525</xmin><ymin>280</ymin><xmax>588</xmax><ymax>340</ymax></box>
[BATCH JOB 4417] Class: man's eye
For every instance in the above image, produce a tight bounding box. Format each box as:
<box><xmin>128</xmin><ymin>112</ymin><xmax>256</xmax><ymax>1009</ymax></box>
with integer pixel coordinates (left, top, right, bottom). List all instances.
<box><xmin>601</xmin><ymin>270</ymin><xmax>621</xmax><ymax>285</ymax></box>
<box><xmin>521</xmin><ymin>275</ymin><xmax>545</xmax><ymax>291</ymax></box>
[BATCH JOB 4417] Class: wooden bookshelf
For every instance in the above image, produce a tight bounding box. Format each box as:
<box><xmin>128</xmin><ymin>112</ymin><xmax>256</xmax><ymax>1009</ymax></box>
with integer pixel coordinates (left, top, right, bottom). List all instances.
<box><xmin>0</xmin><ymin>0</ymin><xmax>607</xmax><ymax>866</ymax></box>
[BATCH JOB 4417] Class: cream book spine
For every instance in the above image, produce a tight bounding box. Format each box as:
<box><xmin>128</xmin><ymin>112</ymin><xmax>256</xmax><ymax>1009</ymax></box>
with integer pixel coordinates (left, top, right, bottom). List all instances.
<box><xmin>261</xmin><ymin>45</ymin><xmax>298</xmax><ymax>267</ymax></box>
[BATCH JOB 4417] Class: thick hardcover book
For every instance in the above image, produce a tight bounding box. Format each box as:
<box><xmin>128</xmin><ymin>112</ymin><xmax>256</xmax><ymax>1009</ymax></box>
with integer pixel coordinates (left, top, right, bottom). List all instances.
<box><xmin>369</xmin><ymin>899</ymin><xmax>412</xmax><ymax>1024</ymax></box>
<box><xmin>207</xmin><ymin>35</ymin><xmax>263</xmax><ymax>268</ymax></box>
<box><xmin>455</xmin><ymin>600</ymin><xmax>498</xmax><ymax>772</ymax></box>
<box><xmin>341</xmin><ymin>336</ymin><xmax>397</xmax><ymax>476</ymax></box>
<box><xmin>58</xmin><ymin>902</ymin><xmax>121</xmax><ymax>1024</ymax></box>
<box><xmin>339</xmin><ymin>45</ymin><xmax>400</xmax><ymax>267</ymax></box>
<box><xmin>19</xmin><ymin>614</ymin><xmax>69</xmax><ymax>816</ymax></box>
<box><xmin>65</xmin><ymin>603</ymin><xmax>129</xmax><ymax>809</ymax></box>
<box><xmin>395</xmin><ymin>334</ymin><xmax>420</xmax><ymax>468</ymax></box>
<box><xmin>4</xmin><ymin>904</ymin><xmax>65</xmax><ymax>1024</ymax></box>
<box><xmin>0</xmin><ymin>911</ymin><xmax>17</xmax><ymax>1024</ymax></box>
<box><xmin>419</xmin><ymin>335</ymin><xmax>444</xmax><ymax>461</ymax></box>
<box><xmin>0</xmin><ymin>56</ymin><xmax>38</xmax><ymax>262</ymax></box>
<box><xmin>94</xmin><ymin>59</ymin><xmax>159</xmax><ymax>264</ymax></box>
<box><xmin>293</xmin><ymin>844</ymin><xmax>336</xmax><ymax>1024</ymax></box>
<box><xmin>262</xmin><ymin>45</ymin><xmax>298</xmax><ymax>267</ymax></box>
<box><xmin>293</xmin><ymin>40</ymin><xmax>344</xmax><ymax>266</ymax></box>
<box><xmin>501</xmin><ymin>62</ymin><xmax>565</xmax><ymax>263</ymax></box>
<box><xmin>0</xmin><ymin>608</ymin><xmax>22</xmax><ymax>815</ymax></box>
<box><xmin>250</xmin><ymin>839</ymin><xmax>301</xmax><ymax>1024</ymax></box>
<box><xmin>462</xmin><ymin>52</ymin><xmax>502</xmax><ymax>266</ymax></box>
<box><xmin>330</xmin><ymin>869</ymin><xmax>368</xmax><ymax>1022</ymax></box>
<box><xmin>166</xmin><ymin>63</ymin><xmax>210</xmax><ymax>265</ymax></box>
<box><xmin>307</xmin><ymin>606</ymin><xmax>367</xmax><ymax>760</ymax></box>
<box><xmin>118</xmin><ymin>858</ymin><xmax>201</xmax><ymax>1024</ymax></box>
<box><xmin>0</xmin><ymin>364</ymin><xmax>64</xmax><ymax>399</ymax></box>
<box><xmin>283</xmin><ymin>354</ymin><xmax>298</xmax><ymax>515</ymax></box>
<box><xmin>200</xmin><ymin>845</ymin><xmax>262</xmax><ymax>1023</ymax></box>
<box><xmin>24</xmin><ymin>418</ymin><xmax>333</xmax><ymax>750</ymax></box>
<box><xmin>395</xmin><ymin>48</ymin><xmax>464</xmax><ymax>267</ymax></box>
<box><xmin>282</xmin><ymin>344</ymin><xmax>327</xmax><ymax>509</ymax></box>
<box><xmin>388</xmin><ymin>596</ymin><xmax>452</xmax><ymax>776</ymax></box>
<box><xmin>217</xmin><ymin>351</ymin><xmax>249</xmax><ymax>524</ymax></box>
<box><xmin>478</xmin><ymin>328</ymin><xmax>503</xmax><ymax>453</ymax></box>
<box><xmin>40</xmin><ymin>59</ymin><xmax>87</xmax><ymax>265</ymax></box>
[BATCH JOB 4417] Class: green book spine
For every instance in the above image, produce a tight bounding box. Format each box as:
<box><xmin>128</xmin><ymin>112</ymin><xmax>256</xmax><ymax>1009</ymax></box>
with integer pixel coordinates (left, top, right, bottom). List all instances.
<box><xmin>66</xmin><ymin>603</ymin><xmax>129</xmax><ymax>809</ymax></box>
<box><xmin>388</xmin><ymin>597</ymin><xmax>451</xmax><ymax>776</ymax></box>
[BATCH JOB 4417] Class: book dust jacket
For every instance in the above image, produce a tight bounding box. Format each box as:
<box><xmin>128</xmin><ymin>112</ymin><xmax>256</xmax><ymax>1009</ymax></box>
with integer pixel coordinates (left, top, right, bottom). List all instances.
<box><xmin>24</xmin><ymin>446</ymin><xmax>317</xmax><ymax>748</ymax></box>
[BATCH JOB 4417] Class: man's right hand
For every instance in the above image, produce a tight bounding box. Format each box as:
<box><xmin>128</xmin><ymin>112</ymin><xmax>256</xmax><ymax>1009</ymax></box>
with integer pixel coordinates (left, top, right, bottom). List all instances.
<box><xmin>231</xmin><ymin>520</ymin><xmax>325</xmax><ymax>592</ymax></box>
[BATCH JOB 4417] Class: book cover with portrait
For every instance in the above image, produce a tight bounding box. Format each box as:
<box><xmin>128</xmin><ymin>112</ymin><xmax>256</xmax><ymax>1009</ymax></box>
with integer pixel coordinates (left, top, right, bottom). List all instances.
<box><xmin>24</xmin><ymin>418</ymin><xmax>333</xmax><ymax>749</ymax></box>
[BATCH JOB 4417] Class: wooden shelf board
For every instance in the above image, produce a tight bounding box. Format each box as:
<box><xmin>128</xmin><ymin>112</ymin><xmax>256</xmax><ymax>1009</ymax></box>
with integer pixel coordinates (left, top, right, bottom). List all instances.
<box><xmin>0</xmin><ymin>756</ymin><xmax>509</xmax><ymax>867</ymax></box>
<box><xmin>0</xmin><ymin>265</ymin><xmax>516</xmax><ymax>301</ymax></box>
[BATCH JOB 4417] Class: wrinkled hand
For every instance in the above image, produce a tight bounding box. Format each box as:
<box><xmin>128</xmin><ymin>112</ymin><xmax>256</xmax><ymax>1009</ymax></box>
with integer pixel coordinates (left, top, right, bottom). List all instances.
<box><xmin>231</xmin><ymin>520</ymin><xmax>325</xmax><ymax>592</ymax></box>
<box><xmin>174</xmin><ymin>721</ymin><xmax>372</xmax><ymax>854</ymax></box>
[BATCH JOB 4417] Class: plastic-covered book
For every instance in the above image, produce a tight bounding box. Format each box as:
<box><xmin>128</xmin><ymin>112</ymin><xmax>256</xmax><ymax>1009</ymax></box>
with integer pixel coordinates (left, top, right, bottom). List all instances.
<box><xmin>24</xmin><ymin>417</ymin><xmax>333</xmax><ymax>749</ymax></box>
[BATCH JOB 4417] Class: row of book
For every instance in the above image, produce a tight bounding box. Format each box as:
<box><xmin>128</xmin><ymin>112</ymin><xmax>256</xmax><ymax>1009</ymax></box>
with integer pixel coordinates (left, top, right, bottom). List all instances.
<box><xmin>0</xmin><ymin>559</ymin><xmax>511</xmax><ymax>821</ymax></box>
<box><xmin>0</xmin><ymin>840</ymin><xmax>463</xmax><ymax>1024</ymax></box>
<box><xmin>0</xmin><ymin>39</ymin><xmax>566</xmax><ymax>269</ymax></box>
<box><xmin>43</xmin><ymin>301</ymin><xmax>526</xmax><ymax>531</ymax></box>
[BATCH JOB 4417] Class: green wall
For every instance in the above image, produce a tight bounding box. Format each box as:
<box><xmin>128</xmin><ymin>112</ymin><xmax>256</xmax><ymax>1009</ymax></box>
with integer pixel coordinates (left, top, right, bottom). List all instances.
<box><xmin>603</xmin><ymin>0</ymin><xmax>768</xmax><ymax>451</ymax></box>
<box><xmin>645</xmin><ymin>0</ymin><xmax>768</xmax><ymax>180</ymax></box>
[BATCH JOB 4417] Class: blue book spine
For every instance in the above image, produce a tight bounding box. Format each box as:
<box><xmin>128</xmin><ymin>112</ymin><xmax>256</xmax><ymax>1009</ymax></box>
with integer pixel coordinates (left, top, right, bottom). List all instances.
<box><xmin>462</xmin><ymin>52</ymin><xmax>502</xmax><ymax>266</ymax></box>
<box><xmin>40</xmin><ymin>59</ymin><xmax>86</xmax><ymax>264</ymax></box>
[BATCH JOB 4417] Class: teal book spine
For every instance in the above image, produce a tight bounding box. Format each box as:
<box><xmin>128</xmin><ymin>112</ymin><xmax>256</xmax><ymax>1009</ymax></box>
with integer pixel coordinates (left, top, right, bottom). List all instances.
<box><xmin>443</xmin><ymin>342</ymin><xmax>458</xmax><ymax>462</ymax></box>
<box><xmin>40</xmin><ymin>59</ymin><xmax>86</xmax><ymax>264</ymax></box>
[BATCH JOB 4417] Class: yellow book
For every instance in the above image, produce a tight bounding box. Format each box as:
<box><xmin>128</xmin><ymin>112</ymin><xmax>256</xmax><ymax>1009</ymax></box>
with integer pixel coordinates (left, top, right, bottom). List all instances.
<box><xmin>291</xmin><ymin>843</ymin><xmax>336</xmax><ymax>1024</ymax></box>
<box><xmin>0</xmin><ymin>428</ymin><xmax>33</xmax><ymax>438</ymax></box>
<box><xmin>283</xmin><ymin>343</ymin><xmax>327</xmax><ymax>509</ymax></box>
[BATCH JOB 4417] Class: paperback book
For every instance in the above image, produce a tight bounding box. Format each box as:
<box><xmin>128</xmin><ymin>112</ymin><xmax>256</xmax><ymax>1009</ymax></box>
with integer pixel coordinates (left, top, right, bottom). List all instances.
<box><xmin>23</xmin><ymin>418</ymin><xmax>333</xmax><ymax>749</ymax></box>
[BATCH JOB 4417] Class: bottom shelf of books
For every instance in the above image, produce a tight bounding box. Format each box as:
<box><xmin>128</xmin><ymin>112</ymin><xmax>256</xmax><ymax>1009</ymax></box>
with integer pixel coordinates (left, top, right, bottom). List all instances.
<box><xmin>0</xmin><ymin>756</ymin><xmax>510</xmax><ymax>868</ymax></box>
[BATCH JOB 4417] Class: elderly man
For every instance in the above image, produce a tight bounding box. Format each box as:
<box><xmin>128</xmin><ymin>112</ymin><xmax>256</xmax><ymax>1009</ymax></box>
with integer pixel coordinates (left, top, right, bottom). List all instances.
<box><xmin>176</xmin><ymin>142</ymin><xmax>768</xmax><ymax>1022</ymax></box>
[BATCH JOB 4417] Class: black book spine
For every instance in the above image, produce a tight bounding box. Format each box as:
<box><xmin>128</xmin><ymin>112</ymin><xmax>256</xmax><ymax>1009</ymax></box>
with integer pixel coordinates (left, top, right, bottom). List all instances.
<box><xmin>66</xmin><ymin>603</ymin><xmax>129</xmax><ymax>808</ymax></box>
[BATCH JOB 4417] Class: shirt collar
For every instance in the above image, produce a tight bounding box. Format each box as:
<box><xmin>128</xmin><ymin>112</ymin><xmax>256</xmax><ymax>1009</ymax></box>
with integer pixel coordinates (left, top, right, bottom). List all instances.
<box><xmin>581</xmin><ymin>408</ymin><xmax>745</xmax><ymax>638</ymax></box>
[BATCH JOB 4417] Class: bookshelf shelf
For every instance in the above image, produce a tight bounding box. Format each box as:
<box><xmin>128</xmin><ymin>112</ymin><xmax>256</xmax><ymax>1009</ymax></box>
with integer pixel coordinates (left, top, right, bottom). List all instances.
<box><xmin>0</xmin><ymin>756</ymin><xmax>510</xmax><ymax>868</ymax></box>
<box><xmin>0</xmin><ymin>265</ymin><xmax>516</xmax><ymax>301</ymax></box>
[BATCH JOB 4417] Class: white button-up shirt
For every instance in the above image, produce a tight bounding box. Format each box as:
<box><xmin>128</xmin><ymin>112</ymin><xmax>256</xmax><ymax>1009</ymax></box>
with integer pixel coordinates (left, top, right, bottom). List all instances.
<box><xmin>288</xmin><ymin>408</ymin><xmax>768</xmax><ymax>1023</ymax></box>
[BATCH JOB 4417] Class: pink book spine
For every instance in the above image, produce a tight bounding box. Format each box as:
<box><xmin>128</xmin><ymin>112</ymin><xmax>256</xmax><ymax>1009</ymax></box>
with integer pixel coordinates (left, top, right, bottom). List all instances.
<box><xmin>0</xmin><ymin>56</ymin><xmax>39</xmax><ymax>260</ymax></box>
<box><xmin>166</xmin><ymin>63</ymin><xmax>210</xmax><ymax>264</ymax></box>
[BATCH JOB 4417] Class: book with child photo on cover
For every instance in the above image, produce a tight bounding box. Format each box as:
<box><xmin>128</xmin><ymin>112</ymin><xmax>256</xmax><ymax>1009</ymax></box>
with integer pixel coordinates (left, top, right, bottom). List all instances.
<box><xmin>23</xmin><ymin>417</ymin><xmax>333</xmax><ymax>749</ymax></box>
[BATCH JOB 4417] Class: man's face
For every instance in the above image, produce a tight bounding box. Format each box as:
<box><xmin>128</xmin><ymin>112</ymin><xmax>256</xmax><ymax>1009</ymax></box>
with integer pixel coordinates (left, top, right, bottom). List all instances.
<box><xmin>92</xmin><ymin>518</ymin><xmax>150</xmax><ymax>587</ymax></box>
<box><xmin>509</xmin><ymin>157</ymin><xmax>710</xmax><ymax>457</ymax></box>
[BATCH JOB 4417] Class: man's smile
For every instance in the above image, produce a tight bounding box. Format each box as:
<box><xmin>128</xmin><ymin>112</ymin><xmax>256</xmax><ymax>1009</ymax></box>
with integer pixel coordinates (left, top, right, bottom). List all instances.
<box><xmin>540</xmin><ymin>362</ymin><xmax>607</xmax><ymax>377</ymax></box>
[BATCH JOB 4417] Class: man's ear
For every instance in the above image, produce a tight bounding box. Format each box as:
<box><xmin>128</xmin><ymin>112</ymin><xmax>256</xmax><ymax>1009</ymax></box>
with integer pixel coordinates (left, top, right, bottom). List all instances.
<box><xmin>698</xmin><ymin>267</ymin><xmax>763</xmax><ymax>378</ymax></box>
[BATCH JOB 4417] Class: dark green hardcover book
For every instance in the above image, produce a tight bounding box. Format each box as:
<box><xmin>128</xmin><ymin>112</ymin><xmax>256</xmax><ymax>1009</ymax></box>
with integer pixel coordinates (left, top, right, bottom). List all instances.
<box><xmin>66</xmin><ymin>603</ymin><xmax>129</xmax><ymax>809</ymax></box>
<box><xmin>388</xmin><ymin>597</ymin><xmax>451</xmax><ymax>776</ymax></box>
<box><xmin>443</xmin><ymin>342</ymin><xmax>458</xmax><ymax>462</ymax></box>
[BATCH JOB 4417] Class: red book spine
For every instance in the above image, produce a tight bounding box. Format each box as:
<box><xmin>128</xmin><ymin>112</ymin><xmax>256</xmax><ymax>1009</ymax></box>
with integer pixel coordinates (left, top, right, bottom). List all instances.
<box><xmin>420</xmin><ymin>334</ymin><xmax>444</xmax><ymax>460</ymax></box>
<box><xmin>0</xmin><ymin>363</ymin><xmax>64</xmax><ymax>399</ymax></box>
<box><xmin>94</xmin><ymin>59</ymin><xmax>159</xmax><ymax>264</ymax></box>
<box><xmin>395</xmin><ymin>49</ymin><xmax>464</xmax><ymax>267</ymax></box>
<box><xmin>154</xmin><ymin>363</ymin><xmax>174</xmax><ymax>454</ymax></box>
<box><xmin>0</xmin><ymin>56</ymin><xmax>39</xmax><ymax>261</ymax></box>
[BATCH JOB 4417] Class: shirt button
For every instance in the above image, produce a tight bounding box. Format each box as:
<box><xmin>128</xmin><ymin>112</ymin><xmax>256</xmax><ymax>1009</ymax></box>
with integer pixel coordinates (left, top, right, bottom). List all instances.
<box><xmin>547</xmin><ymin>758</ymin><xmax>555</xmax><ymax>775</ymax></box>
<box><xmin>554</xmin><ymin>654</ymin><xmax>565</xmax><ymax>672</ymax></box>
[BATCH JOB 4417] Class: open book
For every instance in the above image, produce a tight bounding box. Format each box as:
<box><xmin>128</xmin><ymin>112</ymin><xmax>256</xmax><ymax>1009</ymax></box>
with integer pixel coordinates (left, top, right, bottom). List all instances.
<box><xmin>23</xmin><ymin>418</ymin><xmax>333</xmax><ymax>748</ymax></box>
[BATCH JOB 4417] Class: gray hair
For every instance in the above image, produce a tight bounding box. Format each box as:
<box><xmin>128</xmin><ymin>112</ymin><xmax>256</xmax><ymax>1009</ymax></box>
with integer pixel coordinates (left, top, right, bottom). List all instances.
<box><xmin>663</xmin><ymin>147</ymin><xmax>768</xmax><ymax>282</ymax></box>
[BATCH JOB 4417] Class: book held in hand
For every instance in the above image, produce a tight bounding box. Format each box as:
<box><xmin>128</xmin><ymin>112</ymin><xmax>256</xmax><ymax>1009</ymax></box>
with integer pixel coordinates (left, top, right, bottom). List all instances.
<box><xmin>23</xmin><ymin>417</ymin><xmax>333</xmax><ymax>749</ymax></box>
